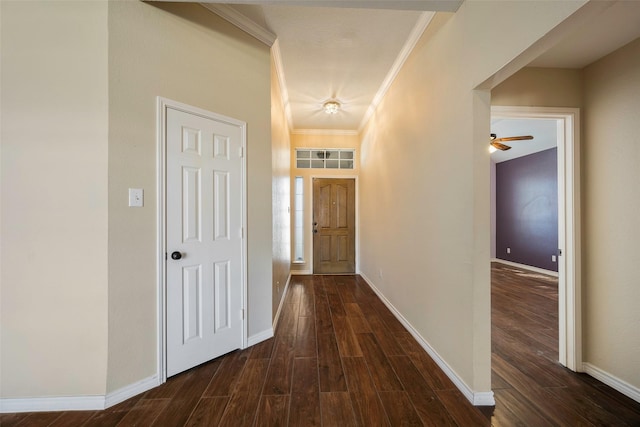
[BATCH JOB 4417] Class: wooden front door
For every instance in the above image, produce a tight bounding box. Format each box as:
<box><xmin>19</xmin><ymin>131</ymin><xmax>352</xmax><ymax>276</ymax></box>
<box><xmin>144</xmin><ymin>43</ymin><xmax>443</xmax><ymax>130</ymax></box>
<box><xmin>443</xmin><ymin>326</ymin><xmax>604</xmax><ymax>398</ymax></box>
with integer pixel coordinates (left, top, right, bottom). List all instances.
<box><xmin>313</xmin><ymin>178</ymin><xmax>355</xmax><ymax>274</ymax></box>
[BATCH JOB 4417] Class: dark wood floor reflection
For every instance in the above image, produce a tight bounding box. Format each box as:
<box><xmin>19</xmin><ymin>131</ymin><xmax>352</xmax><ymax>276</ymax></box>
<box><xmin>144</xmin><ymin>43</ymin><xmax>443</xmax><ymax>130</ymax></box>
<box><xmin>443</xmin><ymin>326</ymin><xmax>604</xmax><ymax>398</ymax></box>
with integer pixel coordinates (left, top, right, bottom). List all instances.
<box><xmin>3</xmin><ymin>271</ymin><xmax>640</xmax><ymax>426</ymax></box>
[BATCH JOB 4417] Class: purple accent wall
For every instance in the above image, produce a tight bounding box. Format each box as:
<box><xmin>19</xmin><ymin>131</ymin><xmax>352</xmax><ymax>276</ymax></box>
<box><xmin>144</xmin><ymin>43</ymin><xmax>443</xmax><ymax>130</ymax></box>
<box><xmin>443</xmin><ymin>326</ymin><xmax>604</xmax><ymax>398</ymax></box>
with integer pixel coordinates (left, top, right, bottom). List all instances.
<box><xmin>496</xmin><ymin>148</ymin><xmax>558</xmax><ymax>272</ymax></box>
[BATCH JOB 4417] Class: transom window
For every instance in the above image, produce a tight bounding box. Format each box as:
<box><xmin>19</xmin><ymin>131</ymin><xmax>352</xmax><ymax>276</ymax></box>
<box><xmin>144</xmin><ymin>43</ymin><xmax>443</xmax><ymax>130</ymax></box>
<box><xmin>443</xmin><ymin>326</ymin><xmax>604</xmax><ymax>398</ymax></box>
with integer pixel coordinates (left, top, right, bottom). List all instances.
<box><xmin>296</xmin><ymin>148</ymin><xmax>354</xmax><ymax>169</ymax></box>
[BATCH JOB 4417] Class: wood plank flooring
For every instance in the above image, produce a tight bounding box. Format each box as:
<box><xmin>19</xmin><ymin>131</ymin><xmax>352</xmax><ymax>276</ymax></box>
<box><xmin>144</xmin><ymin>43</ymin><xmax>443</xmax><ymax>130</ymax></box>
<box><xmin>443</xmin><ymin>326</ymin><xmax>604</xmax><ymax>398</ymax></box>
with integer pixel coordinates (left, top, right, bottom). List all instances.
<box><xmin>3</xmin><ymin>269</ymin><xmax>640</xmax><ymax>426</ymax></box>
<box><xmin>490</xmin><ymin>262</ymin><xmax>640</xmax><ymax>426</ymax></box>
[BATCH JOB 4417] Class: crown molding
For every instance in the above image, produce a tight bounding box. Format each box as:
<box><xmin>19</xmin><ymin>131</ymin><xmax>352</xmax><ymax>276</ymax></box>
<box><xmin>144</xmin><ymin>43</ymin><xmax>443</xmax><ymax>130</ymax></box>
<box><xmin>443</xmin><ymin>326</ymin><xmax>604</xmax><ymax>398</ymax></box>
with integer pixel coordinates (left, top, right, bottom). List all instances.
<box><xmin>200</xmin><ymin>3</ymin><xmax>277</xmax><ymax>46</ymax></box>
<box><xmin>358</xmin><ymin>11</ymin><xmax>435</xmax><ymax>132</ymax></box>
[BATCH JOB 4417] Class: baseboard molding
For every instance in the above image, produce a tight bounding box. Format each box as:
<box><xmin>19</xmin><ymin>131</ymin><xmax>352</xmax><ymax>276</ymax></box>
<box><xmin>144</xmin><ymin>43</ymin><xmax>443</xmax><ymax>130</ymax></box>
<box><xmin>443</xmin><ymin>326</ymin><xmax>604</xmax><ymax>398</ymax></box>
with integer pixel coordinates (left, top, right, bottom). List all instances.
<box><xmin>290</xmin><ymin>269</ymin><xmax>312</xmax><ymax>275</ymax></box>
<box><xmin>105</xmin><ymin>375</ymin><xmax>159</xmax><ymax>409</ymax></box>
<box><xmin>247</xmin><ymin>328</ymin><xmax>274</xmax><ymax>347</ymax></box>
<box><xmin>272</xmin><ymin>273</ymin><xmax>292</xmax><ymax>332</ymax></box>
<box><xmin>583</xmin><ymin>363</ymin><xmax>640</xmax><ymax>403</ymax></box>
<box><xmin>0</xmin><ymin>395</ymin><xmax>105</xmax><ymax>414</ymax></box>
<box><xmin>359</xmin><ymin>273</ymin><xmax>495</xmax><ymax>407</ymax></box>
<box><xmin>0</xmin><ymin>375</ymin><xmax>158</xmax><ymax>413</ymax></box>
<box><xmin>491</xmin><ymin>258</ymin><xmax>559</xmax><ymax>278</ymax></box>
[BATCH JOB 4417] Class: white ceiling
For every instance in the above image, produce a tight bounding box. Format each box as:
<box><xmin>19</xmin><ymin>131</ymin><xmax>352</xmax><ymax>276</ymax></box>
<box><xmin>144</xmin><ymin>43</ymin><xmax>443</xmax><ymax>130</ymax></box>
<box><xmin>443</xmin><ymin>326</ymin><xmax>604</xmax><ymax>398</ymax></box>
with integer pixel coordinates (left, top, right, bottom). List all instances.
<box><xmin>192</xmin><ymin>0</ymin><xmax>640</xmax><ymax>132</ymax></box>
<box><xmin>529</xmin><ymin>1</ymin><xmax>640</xmax><ymax>69</ymax></box>
<box><xmin>490</xmin><ymin>118</ymin><xmax>558</xmax><ymax>164</ymax></box>
<box><xmin>263</xmin><ymin>6</ymin><xmax>429</xmax><ymax>131</ymax></box>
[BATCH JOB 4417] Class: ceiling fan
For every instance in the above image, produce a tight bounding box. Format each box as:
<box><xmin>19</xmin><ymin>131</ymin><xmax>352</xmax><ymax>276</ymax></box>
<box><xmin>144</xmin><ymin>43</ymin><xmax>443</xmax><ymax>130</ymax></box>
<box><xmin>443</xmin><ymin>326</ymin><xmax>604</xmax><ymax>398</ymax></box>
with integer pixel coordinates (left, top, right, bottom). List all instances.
<box><xmin>490</xmin><ymin>133</ymin><xmax>534</xmax><ymax>151</ymax></box>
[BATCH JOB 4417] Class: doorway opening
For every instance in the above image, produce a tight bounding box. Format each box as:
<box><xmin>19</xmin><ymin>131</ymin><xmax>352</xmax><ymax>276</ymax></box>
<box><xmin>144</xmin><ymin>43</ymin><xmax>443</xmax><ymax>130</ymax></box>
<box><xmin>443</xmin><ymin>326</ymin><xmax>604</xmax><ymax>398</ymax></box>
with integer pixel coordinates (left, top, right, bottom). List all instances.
<box><xmin>490</xmin><ymin>106</ymin><xmax>581</xmax><ymax>371</ymax></box>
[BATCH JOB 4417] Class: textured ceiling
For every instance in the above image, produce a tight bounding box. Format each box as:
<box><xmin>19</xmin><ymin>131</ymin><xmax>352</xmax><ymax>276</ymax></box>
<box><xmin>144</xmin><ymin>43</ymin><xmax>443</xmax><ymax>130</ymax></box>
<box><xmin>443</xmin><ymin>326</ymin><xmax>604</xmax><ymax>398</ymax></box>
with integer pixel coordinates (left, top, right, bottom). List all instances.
<box><xmin>265</xmin><ymin>6</ymin><xmax>427</xmax><ymax>130</ymax></box>
<box><xmin>530</xmin><ymin>1</ymin><xmax>640</xmax><ymax>69</ymax></box>
<box><xmin>193</xmin><ymin>1</ymin><xmax>640</xmax><ymax>133</ymax></box>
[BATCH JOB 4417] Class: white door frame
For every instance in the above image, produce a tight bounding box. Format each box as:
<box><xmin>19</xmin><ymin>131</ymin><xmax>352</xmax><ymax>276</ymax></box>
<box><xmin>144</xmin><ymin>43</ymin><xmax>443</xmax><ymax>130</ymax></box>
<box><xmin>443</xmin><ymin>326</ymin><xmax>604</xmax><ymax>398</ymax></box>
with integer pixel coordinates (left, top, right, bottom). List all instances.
<box><xmin>156</xmin><ymin>97</ymin><xmax>248</xmax><ymax>383</ymax></box>
<box><xmin>491</xmin><ymin>106</ymin><xmax>582</xmax><ymax>371</ymax></box>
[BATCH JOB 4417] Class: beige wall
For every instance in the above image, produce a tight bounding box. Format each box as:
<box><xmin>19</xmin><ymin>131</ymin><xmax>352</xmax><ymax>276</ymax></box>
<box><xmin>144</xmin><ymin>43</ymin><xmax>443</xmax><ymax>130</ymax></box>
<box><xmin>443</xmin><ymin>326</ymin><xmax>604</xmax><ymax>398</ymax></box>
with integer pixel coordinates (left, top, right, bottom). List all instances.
<box><xmin>271</xmin><ymin>53</ymin><xmax>292</xmax><ymax>318</ymax></box>
<box><xmin>290</xmin><ymin>132</ymin><xmax>359</xmax><ymax>273</ymax></box>
<box><xmin>1</xmin><ymin>1</ymin><xmax>109</xmax><ymax>397</ymax></box>
<box><xmin>358</xmin><ymin>1</ymin><xmax>586</xmax><ymax>397</ymax></box>
<box><xmin>1</xmin><ymin>0</ymin><xmax>273</xmax><ymax>401</ymax></box>
<box><xmin>492</xmin><ymin>67</ymin><xmax>583</xmax><ymax>108</ymax></box>
<box><xmin>582</xmin><ymin>38</ymin><xmax>640</xmax><ymax>390</ymax></box>
<box><xmin>107</xmin><ymin>1</ymin><xmax>273</xmax><ymax>391</ymax></box>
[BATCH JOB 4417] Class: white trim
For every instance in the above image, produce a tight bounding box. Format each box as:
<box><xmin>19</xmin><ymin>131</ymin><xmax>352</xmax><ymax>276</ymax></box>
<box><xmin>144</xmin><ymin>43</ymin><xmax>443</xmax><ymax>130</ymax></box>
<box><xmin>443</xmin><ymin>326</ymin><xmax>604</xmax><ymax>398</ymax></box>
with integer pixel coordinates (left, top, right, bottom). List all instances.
<box><xmin>583</xmin><ymin>363</ymin><xmax>640</xmax><ymax>404</ymax></box>
<box><xmin>0</xmin><ymin>396</ymin><xmax>105</xmax><ymax>414</ymax></box>
<box><xmin>156</xmin><ymin>97</ymin><xmax>249</xmax><ymax>386</ymax></box>
<box><xmin>491</xmin><ymin>258</ymin><xmax>559</xmax><ymax>278</ymax></box>
<box><xmin>291</xmin><ymin>269</ymin><xmax>312</xmax><ymax>275</ymax></box>
<box><xmin>0</xmin><ymin>375</ymin><xmax>160</xmax><ymax>413</ymax></box>
<box><xmin>105</xmin><ymin>375</ymin><xmax>159</xmax><ymax>408</ymax></box>
<box><xmin>358</xmin><ymin>12</ymin><xmax>434</xmax><ymax>133</ymax></box>
<box><xmin>200</xmin><ymin>3</ymin><xmax>276</xmax><ymax>46</ymax></box>
<box><xmin>292</xmin><ymin>129</ymin><xmax>358</xmax><ymax>136</ymax></box>
<box><xmin>247</xmin><ymin>329</ymin><xmax>274</xmax><ymax>347</ymax></box>
<box><xmin>272</xmin><ymin>273</ymin><xmax>292</xmax><ymax>331</ymax></box>
<box><xmin>156</xmin><ymin>98</ymin><xmax>168</xmax><ymax>385</ymax></box>
<box><xmin>360</xmin><ymin>273</ymin><xmax>495</xmax><ymax>407</ymax></box>
<box><xmin>491</xmin><ymin>106</ymin><xmax>581</xmax><ymax>372</ymax></box>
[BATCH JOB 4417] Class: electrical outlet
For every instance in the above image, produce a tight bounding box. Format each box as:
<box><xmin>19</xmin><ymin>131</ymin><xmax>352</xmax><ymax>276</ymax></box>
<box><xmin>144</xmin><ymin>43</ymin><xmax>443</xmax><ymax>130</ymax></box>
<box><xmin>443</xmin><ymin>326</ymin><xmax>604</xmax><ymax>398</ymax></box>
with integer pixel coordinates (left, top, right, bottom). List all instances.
<box><xmin>506</xmin><ymin>247</ymin><xmax>511</xmax><ymax>254</ymax></box>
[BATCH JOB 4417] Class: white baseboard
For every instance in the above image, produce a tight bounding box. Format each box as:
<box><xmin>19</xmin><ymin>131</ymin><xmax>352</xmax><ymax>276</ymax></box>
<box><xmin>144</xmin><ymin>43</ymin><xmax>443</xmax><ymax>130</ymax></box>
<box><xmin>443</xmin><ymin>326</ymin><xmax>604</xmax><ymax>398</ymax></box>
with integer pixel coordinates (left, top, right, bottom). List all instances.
<box><xmin>291</xmin><ymin>269</ymin><xmax>312</xmax><ymax>275</ymax></box>
<box><xmin>272</xmin><ymin>273</ymin><xmax>292</xmax><ymax>331</ymax></box>
<box><xmin>105</xmin><ymin>375</ymin><xmax>159</xmax><ymax>408</ymax></box>
<box><xmin>247</xmin><ymin>328</ymin><xmax>274</xmax><ymax>347</ymax></box>
<box><xmin>0</xmin><ymin>375</ymin><xmax>158</xmax><ymax>413</ymax></box>
<box><xmin>491</xmin><ymin>258</ymin><xmax>559</xmax><ymax>277</ymax></box>
<box><xmin>583</xmin><ymin>363</ymin><xmax>640</xmax><ymax>404</ymax></box>
<box><xmin>0</xmin><ymin>395</ymin><xmax>105</xmax><ymax>413</ymax></box>
<box><xmin>359</xmin><ymin>273</ymin><xmax>495</xmax><ymax>407</ymax></box>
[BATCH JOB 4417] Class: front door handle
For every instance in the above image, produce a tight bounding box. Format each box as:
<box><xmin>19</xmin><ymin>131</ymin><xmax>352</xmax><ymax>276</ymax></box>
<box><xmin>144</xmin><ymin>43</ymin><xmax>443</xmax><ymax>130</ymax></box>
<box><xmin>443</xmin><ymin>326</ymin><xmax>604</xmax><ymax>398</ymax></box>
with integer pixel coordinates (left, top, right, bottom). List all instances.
<box><xmin>171</xmin><ymin>251</ymin><xmax>182</xmax><ymax>260</ymax></box>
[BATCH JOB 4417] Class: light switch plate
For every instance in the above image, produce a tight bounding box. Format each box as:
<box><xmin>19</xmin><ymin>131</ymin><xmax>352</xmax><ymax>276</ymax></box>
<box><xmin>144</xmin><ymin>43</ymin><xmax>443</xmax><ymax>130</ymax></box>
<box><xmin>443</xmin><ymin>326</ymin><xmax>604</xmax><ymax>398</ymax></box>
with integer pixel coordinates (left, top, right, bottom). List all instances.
<box><xmin>128</xmin><ymin>188</ymin><xmax>143</xmax><ymax>207</ymax></box>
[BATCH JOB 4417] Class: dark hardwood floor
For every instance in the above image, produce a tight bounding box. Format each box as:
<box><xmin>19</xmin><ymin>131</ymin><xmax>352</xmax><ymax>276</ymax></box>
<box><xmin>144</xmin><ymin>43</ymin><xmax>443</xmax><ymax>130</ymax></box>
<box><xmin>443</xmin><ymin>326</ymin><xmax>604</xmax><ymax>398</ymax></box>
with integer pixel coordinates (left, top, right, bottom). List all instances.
<box><xmin>3</xmin><ymin>269</ymin><xmax>640</xmax><ymax>426</ymax></box>
<box><xmin>489</xmin><ymin>262</ymin><xmax>640</xmax><ymax>426</ymax></box>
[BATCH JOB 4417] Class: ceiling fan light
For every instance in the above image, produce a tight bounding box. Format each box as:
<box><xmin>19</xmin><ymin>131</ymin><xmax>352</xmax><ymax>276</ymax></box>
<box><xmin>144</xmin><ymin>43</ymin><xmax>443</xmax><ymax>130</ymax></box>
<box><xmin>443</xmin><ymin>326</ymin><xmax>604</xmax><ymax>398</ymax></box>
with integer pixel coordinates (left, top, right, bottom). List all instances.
<box><xmin>323</xmin><ymin>101</ymin><xmax>340</xmax><ymax>114</ymax></box>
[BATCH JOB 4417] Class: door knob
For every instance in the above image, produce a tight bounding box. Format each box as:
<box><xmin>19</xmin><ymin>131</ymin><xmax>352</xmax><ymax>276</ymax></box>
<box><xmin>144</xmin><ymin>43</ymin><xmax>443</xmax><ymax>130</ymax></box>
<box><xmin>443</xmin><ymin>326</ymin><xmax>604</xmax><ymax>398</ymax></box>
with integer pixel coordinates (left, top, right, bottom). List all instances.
<box><xmin>171</xmin><ymin>251</ymin><xmax>182</xmax><ymax>260</ymax></box>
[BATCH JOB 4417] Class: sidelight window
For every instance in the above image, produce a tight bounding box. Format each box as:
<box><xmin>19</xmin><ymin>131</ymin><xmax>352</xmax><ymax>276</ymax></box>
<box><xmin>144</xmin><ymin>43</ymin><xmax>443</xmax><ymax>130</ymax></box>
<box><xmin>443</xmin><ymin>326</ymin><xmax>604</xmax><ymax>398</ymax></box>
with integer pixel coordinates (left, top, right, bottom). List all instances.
<box><xmin>293</xmin><ymin>176</ymin><xmax>304</xmax><ymax>263</ymax></box>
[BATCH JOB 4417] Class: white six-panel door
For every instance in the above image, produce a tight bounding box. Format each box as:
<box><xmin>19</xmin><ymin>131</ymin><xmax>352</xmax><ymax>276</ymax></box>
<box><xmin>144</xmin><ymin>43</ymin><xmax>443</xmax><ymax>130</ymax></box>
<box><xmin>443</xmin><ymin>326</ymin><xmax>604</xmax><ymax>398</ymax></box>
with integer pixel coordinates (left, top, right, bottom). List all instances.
<box><xmin>166</xmin><ymin>107</ymin><xmax>244</xmax><ymax>377</ymax></box>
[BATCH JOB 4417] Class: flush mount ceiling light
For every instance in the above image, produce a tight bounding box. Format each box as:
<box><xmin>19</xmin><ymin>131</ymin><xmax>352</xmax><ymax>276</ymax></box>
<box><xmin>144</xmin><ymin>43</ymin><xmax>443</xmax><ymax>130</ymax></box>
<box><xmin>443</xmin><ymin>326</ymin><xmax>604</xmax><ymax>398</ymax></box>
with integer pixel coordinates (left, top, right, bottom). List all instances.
<box><xmin>323</xmin><ymin>101</ymin><xmax>341</xmax><ymax>114</ymax></box>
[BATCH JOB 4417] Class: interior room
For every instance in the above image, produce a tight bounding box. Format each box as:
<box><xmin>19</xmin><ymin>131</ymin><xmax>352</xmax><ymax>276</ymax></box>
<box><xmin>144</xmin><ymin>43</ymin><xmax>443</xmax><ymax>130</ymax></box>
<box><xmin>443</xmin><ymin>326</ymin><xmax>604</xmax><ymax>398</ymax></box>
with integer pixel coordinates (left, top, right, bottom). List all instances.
<box><xmin>2</xmin><ymin>0</ymin><xmax>639</xmax><ymax>425</ymax></box>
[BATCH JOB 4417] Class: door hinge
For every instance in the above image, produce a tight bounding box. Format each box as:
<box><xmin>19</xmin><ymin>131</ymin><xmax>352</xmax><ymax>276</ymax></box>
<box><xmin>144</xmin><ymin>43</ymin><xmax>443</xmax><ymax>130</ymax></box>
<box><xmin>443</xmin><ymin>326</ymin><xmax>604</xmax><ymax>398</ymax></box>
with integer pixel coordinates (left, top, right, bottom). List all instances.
<box><xmin>239</xmin><ymin>227</ymin><xmax>244</xmax><ymax>239</ymax></box>
<box><xmin>165</xmin><ymin>252</ymin><xmax>168</xmax><ymax>260</ymax></box>
<box><xmin>239</xmin><ymin>146</ymin><xmax>244</xmax><ymax>158</ymax></box>
<box><xmin>241</xmin><ymin>309</ymin><xmax>245</xmax><ymax>320</ymax></box>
